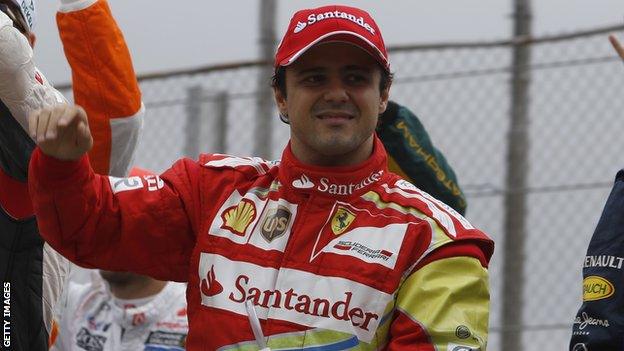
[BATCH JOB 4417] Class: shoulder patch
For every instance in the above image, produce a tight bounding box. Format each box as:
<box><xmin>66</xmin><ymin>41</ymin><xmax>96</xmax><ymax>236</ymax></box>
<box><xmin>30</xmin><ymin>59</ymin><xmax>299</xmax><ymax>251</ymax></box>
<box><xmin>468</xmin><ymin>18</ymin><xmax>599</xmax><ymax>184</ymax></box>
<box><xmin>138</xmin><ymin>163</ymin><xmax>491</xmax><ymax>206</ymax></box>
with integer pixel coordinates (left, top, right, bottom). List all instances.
<box><xmin>394</xmin><ymin>179</ymin><xmax>474</xmax><ymax>231</ymax></box>
<box><xmin>202</xmin><ymin>154</ymin><xmax>278</xmax><ymax>176</ymax></box>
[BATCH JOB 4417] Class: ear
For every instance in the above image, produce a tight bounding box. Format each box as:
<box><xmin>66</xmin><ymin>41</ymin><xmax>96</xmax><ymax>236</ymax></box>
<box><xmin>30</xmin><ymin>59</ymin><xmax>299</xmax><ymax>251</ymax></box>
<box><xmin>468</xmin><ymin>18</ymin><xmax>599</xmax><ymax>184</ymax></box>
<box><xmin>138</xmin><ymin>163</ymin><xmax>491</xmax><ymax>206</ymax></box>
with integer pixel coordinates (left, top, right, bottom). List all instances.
<box><xmin>27</xmin><ymin>32</ymin><xmax>36</xmax><ymax>48</ymax></box>
<box><xmin>378</xmin><ymin>84</ymin><xmax>390</xmax><ymax>114</ymax></box>
<box><xmin>273</xmin><ymin>86</ymin><xmax>288</xmax><ymax>116</ymax></box>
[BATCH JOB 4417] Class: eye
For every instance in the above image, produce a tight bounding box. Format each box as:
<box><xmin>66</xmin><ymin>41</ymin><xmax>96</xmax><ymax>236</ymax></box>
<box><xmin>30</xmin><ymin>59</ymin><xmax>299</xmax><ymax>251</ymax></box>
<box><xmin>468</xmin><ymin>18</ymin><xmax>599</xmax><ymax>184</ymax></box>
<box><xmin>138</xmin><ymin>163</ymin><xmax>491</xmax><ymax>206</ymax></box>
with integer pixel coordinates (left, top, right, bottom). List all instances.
<box><xmin>344</xmin><ymin>73</ymin><xmax>369</xmax><ymax>85</ymax></box>
<box><xmin>301</xmin><ymin>74</ymin><xmax>325</xmax><ymax>85</ymax></box>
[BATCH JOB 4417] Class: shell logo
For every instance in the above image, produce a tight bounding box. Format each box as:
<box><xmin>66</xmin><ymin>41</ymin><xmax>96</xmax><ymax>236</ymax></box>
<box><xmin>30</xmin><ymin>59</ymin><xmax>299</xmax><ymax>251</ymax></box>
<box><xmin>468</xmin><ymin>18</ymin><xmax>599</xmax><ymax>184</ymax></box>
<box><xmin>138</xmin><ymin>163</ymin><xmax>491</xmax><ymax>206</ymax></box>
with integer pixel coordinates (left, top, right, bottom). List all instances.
<box><xmin>583</xmin><ymin>276</ymin><xmax>615</xmax><ymax>301</ymax></box>
<box><xmin>220</xmin><ymin>199</ymin><xmax>257</xmax><ymax>236</ymax></box>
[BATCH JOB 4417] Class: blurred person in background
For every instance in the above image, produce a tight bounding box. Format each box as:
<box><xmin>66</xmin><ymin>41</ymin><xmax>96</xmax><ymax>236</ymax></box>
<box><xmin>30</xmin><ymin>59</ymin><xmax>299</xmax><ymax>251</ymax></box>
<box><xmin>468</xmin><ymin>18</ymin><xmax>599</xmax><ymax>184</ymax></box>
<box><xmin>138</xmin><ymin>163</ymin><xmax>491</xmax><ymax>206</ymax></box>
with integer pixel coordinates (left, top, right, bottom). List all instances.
<box><xmin>377</xmin><ymin>100</ymin><xmax>467</xmax><ymax>214</ymax></box>
<box><xmin>0</xmin><ymin>0</ymin><xmax>142</xmax><ymax>348</ymax></box>
<box><xmin>569</xmin><ymin>35</ymin><xmax>624</xmax><ymax>351</ymax></box>
<box><xmin>50</xmin><ymin>270</ymin><xmax>187</xmax><ymax>351</ymax></box>
<box><xmin>27</xmin><ymin>4</ymin><xmax>493</xmax><ymax>350</ymax></box>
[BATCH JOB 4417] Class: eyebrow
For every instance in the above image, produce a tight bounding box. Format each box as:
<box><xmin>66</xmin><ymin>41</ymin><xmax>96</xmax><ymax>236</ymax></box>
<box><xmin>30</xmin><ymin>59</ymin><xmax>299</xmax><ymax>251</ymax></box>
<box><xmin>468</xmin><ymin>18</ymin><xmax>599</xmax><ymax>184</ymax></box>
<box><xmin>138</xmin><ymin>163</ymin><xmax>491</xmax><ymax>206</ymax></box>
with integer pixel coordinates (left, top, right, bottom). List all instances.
<box><xmin>295</xmin><ymin>65</ymin><xmax>373</xmax><ymax>76</ymax></box>
<box><xmin>294</xmin><ymin>67</ymin><xmax>326</xmax><ymax>77</ymax></box>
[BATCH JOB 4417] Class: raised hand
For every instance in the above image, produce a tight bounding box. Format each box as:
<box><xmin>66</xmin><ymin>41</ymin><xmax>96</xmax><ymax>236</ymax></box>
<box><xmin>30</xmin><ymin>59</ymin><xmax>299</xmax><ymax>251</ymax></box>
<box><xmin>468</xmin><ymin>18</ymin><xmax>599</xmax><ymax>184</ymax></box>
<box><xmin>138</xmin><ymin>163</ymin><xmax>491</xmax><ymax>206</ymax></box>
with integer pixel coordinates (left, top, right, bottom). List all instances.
<box><xmin>609</xmin><ymin>34</ymin><xmax>624</xmax><ymax>61</ymax></box>
<box><xmin>28</xmin><ymin>104</ymin><xmax>93</xmax><ymax>160</ymax></box>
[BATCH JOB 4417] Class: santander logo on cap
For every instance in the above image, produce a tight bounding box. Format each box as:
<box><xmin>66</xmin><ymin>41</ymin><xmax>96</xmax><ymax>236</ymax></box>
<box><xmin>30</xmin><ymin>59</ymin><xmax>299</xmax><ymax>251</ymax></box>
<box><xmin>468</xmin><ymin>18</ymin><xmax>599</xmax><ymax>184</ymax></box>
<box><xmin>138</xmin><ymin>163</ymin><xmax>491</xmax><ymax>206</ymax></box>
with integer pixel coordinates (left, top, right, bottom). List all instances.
<box><xmin>275</xmin><ymin>5</ymin><xmax>389</xmax><ymax>71</ymax></box>
<box><xmin>293</xmin><ymin>10</ymin><xmax>376</xmax><ymax>35</ymax></box>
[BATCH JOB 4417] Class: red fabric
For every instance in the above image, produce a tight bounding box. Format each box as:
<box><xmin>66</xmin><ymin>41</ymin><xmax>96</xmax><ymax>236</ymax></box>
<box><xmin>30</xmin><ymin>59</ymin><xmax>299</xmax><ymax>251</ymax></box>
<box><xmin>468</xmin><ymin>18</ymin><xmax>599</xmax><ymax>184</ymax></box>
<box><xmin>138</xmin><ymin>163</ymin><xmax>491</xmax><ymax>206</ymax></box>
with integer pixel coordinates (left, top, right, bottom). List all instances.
<box><xmin>0</xmin><ymin>167</ymin><xmax>33</xmax><ymax>219</ymax></box>
<box><xmin>29</xmin><ymin>136</ymin><xmax>493</xmax><ymax>350</ymax></box>
<box><xmin>275</xmin><ymin>5</ymin><xmax>389</xmax><ymax>70</ymax></box>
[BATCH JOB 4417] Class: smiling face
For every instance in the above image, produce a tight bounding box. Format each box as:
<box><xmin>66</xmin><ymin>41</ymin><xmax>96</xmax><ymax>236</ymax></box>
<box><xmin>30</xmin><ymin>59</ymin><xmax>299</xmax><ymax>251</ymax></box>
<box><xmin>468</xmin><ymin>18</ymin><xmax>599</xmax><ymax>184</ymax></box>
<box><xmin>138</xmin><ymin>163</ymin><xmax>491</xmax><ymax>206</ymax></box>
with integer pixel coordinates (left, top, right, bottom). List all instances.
<box><xmin>274</xmin><ymin>42</ymin><xmax>390</xmax><ymax>167</ymax></box>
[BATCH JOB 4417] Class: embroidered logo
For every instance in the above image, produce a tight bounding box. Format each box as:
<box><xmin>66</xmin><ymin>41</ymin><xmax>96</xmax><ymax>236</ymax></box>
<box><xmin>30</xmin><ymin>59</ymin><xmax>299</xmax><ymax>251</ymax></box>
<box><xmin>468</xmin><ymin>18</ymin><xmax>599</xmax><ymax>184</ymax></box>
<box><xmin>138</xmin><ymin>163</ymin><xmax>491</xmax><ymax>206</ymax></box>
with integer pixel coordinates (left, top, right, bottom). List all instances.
<box><xmin>220</xmin><ymin>199</ymin><xmax>257</xmax><ymax>236</ymax></box>
<box><xmin>583</xmin><ymin>276</ymin><xmax>615</xmax><ymax>301</ymax></box>
<box><xmin>294</xmin><ymin>21</ymin><xmax>307</xmax><ymax>33</ymax></box>
<box><xmin>331</xmin><ymin>206</ymin><xmax>356</xmax><ymax>235</ymax></box>
<box><xmin>292</xmin><ymin>174</ymin><xmax>314</xmax><ymax>189</ymax></box>
<box><xmin>76</xmin><ymin>327</ymin><xmax>106</xmax><ymax>351</ymax></box>
<box><xmin>200</xmin><ymin>265</ymin><xmax>223</xmax><ymax>297</ymax></box>
<box><xmin>260</xmin><ymin>206</ymin><xmax>292</xmax><ymax>242</ymax></box>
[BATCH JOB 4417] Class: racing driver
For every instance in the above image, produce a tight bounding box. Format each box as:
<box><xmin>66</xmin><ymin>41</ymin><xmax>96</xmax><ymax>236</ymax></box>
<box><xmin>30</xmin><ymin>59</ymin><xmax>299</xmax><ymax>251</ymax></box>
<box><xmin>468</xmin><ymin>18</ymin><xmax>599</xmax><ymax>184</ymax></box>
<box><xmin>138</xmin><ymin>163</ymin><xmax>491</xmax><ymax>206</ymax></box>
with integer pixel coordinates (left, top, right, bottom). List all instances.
<box><xmin>28</xmin><ymin>5</ymin><xmax>494</xmax><ymax>350</ymax></box>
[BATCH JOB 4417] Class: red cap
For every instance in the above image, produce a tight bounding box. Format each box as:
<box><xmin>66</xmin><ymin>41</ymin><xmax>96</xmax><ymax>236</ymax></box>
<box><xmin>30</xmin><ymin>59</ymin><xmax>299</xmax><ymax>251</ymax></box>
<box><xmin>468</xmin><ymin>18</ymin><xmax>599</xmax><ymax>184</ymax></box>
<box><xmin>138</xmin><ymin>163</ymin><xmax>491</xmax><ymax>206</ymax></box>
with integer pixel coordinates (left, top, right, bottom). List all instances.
<box><xmin>275</xmin><ymin>5</ymin><xmax>389</xmax><ymax>71</ymax></box>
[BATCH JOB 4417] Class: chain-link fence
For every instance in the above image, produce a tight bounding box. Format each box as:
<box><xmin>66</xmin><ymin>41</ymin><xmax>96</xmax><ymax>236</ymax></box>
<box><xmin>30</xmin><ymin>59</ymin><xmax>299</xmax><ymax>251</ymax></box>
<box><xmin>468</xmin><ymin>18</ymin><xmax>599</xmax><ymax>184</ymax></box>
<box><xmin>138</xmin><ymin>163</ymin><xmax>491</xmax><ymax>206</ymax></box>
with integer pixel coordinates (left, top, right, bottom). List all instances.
<box><xmin>58</xmin><ymin>24</ymin><xmax>624</xmax><ymax>351</ymax></box>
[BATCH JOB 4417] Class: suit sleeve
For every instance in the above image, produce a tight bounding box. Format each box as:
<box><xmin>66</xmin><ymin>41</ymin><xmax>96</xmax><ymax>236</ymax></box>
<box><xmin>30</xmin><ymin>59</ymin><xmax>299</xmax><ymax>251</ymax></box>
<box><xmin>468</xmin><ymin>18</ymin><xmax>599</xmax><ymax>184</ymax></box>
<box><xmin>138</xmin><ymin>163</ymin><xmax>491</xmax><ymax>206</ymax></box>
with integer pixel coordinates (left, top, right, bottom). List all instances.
<box><xmin>57</xmin><ymin>0</ymin><xmax>144</xmax><ymax>177</ymax></box>
<box><xmin>0</xmin><ymin>11</ymin><xmax>66</xmax><ymax>181</ymax></box>
<box><xmin>387</xmin><ymin>244</ymin><xmax>490</xmax><ymax>350</ymax></box>
<box><xmin>377</xmin><ymin>101</ymin><xmax>467</xmax><ymax>215</ymax></box>
<box><xmin>28</xmin><ymin>149</ymin><xmax>198</xmax><ymax>282</ymax></box>
<box><xmin>570</xmin><ymin>170</ymin><xmax>624</xmax><ymax>350</ymax></box>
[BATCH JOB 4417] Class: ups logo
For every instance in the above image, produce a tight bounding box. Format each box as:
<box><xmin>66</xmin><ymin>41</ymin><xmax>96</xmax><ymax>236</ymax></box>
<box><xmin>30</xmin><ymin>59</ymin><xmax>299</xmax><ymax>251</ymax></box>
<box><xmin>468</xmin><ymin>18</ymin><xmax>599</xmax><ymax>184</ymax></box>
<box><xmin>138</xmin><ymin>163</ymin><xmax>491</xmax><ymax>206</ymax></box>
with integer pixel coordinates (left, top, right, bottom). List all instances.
<box><xmin>261</xmin><ymin>206</ymin><xmax>292</xmax><ymax>242</ymax></box>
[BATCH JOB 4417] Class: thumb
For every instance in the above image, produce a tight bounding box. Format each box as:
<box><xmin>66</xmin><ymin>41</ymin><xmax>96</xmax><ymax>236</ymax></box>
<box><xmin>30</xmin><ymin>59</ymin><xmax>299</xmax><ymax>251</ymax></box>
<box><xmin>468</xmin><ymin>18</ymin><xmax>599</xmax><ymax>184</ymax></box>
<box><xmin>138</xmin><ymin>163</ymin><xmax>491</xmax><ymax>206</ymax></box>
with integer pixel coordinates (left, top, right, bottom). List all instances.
<box><xmin>75</xmin><ymin>120</ymin><xmax>93</xmax><ymax>151</ymax></box>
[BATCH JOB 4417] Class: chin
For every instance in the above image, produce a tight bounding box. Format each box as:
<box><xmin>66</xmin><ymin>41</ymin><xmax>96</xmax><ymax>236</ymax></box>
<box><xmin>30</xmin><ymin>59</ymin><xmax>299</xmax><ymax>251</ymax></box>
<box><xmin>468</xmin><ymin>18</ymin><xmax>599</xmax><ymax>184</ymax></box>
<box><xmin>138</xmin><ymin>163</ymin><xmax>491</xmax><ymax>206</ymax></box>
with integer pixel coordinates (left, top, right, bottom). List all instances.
<box><xmin>99</xmin><ymin>270</ymin><xmax>140</xmax><ymax>285</ymax></box>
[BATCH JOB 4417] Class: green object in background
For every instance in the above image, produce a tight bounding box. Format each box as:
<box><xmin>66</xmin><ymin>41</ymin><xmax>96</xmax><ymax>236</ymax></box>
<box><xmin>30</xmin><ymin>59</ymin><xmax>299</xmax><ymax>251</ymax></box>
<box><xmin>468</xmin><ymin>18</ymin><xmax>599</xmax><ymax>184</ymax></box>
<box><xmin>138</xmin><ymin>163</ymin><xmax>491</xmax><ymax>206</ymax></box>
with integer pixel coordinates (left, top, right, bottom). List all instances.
<box><xmin>377</xmin><ymin>100</ymin><xmax>467</xmax><ymax>215</ymax></box>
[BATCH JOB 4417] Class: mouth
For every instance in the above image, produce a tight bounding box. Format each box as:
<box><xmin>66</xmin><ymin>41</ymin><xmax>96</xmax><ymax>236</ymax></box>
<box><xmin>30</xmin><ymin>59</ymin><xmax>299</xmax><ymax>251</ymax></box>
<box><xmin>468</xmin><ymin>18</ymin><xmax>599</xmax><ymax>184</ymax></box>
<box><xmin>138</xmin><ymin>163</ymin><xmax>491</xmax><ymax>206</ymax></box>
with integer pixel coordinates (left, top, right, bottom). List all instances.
<box><xmin>315</xmin><ymin>111</ymin><xmax>355</xmax><ymax>123</ymax></box>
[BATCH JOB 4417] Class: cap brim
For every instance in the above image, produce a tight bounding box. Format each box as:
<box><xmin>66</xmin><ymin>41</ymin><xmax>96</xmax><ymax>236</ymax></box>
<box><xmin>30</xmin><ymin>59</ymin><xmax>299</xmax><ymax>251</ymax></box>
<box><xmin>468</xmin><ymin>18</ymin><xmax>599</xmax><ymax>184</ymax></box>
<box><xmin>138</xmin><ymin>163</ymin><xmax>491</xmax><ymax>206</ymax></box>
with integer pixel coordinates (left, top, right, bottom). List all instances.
<box><xmin>278</xmin><ymin>31</ymin><xmax>389</xmax><ymax>71</ymax></box>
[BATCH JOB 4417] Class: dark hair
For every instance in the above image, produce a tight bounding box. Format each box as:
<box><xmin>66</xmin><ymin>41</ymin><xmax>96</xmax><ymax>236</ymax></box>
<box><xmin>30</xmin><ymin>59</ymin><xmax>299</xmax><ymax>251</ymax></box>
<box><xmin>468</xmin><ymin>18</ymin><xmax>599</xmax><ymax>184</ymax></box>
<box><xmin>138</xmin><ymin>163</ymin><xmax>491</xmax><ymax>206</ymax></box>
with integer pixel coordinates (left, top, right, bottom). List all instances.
<box><xmin>271</xmin><ymin>64</ymin><xmax>394</xmax><ymax>98</ymax></box>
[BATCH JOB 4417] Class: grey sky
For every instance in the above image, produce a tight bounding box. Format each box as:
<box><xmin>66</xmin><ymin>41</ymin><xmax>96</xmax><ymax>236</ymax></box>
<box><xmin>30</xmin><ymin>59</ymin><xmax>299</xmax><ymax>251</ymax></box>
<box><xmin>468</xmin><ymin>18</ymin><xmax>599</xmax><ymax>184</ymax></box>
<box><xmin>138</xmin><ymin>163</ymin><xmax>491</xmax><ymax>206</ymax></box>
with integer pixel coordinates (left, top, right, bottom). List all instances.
<box><xmin>33</xmin><ymin>0</ymin><xmax>622</xmax><ymax>83</ymax></box>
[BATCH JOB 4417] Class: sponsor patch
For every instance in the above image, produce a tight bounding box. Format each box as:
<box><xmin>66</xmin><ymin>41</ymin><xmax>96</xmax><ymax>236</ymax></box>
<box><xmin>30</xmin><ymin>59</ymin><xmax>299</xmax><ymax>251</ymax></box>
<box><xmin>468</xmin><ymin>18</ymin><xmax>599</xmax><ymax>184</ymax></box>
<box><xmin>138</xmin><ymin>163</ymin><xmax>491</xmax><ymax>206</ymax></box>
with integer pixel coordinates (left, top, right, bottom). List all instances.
<box><xmin>292</xmin><ymin>174</ymin><xmax>314</xmax><ymax>189</ymax></box>
<box><xmin>209</xmin><ymin>191</ymin><xmax>265</xmax><ymax>244</ymax></box>
<box><xmin>447</xmin><ymin>343</ymin><xmax>480</xmax><ymax>351</ymax></box>
<box><xmin>572</xmin><ymin>343</ymin><xmax>588</xmax><ymax>351</ymax></box>
<box><xmin>455</xmin><ymin>325</ymin><xmax>471</xmax><ymax>339</ymax></box>
<box><xmin>583</xmin><ymin>276</ymin><xmax>615</xmax><ymax>301</ymax></box>
<box><xmin>291</xmin><ymin>171</ymin><xmax>383</xmax><ymax>195</ymax></box>
<box><xmin>200</xmin><ymin>265</ymin><xmax>223</xmax><ymax>297</ymax></box>
<box><xmin>144</xmin><ymin>175</ymin><xmax>164</xmax><ymax>191</ymax></box>
<box><xmin>145</xmin><ymin>331</ymin><xmax>186</xmax><ymax>350</ymax></box>
<box><xmin>247</xmin><ymin>199</ymin><xmax>297</xmax><ymax>252</ymax></box>
<box><xmin>197</xmin><ymin>253</ymin><xmax>392</xmax><ymax>343</ymax></box>
<box><xmin>108</xmin><ymin>176</ymin><xmax>143</xmax><ymax>194</ymax></box>
<box><xmin>331</xmin><ymin>206</ymin><xmax>356</xmax><ymax>235</ymax></box>
<box><xmin>220</xmin><ymin>199</ymin><xmax>257</xmax><ymax>236</ymax></box>
<box><xmin>314</xmin><ymin>225</ymin><xmax>405</xmax><ymax>269</ymax></box>
<box><xmin>260</xmin><ymin>205</ymin><xmax>292</xmax><ymax>242</ymax></box>
<box><xmin>311</xmin><ymin>203</ymin><xmax>407</xmax><ymax>269</ymax></box>
<box><xmin>584</xmin><ymin>255</ymin><xmax>624</xmax><ymax>270</ymax></box>
<box><xmin>296</xmin><ymin>10</ymin><xmax>376</xmax><ymax>35</ymax></box>
<box><xmin>574</xmin><ymin>312</ymin><xmax>610</xmax><ymax>330</ymax></box>
<box><xmin>75</xmin><ymin>327</ymin><xmax>106</xmax><ymax>351</ymax></box>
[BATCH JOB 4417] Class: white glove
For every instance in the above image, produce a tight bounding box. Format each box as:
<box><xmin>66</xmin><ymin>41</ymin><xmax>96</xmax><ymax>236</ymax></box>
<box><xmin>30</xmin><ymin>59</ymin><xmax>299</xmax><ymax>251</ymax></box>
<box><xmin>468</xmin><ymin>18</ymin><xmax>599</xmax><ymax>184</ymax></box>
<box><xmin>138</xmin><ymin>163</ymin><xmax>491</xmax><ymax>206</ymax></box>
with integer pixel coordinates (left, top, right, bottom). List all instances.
<box><xmin>0</xmin><ymin>12</ymin><xmax>65</xmax><ymax>133</ymax></box>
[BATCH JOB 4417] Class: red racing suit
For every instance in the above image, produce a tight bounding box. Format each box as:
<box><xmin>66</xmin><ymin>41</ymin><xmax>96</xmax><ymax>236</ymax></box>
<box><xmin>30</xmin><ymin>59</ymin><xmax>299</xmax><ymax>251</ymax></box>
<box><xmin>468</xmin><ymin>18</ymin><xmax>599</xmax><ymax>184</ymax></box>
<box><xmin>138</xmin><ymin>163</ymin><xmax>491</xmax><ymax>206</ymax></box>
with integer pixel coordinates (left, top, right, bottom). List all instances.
<box><xmin>29</xmin><ymin>136</ymin><xmax>494</xmax><ymax>350</ymax></box>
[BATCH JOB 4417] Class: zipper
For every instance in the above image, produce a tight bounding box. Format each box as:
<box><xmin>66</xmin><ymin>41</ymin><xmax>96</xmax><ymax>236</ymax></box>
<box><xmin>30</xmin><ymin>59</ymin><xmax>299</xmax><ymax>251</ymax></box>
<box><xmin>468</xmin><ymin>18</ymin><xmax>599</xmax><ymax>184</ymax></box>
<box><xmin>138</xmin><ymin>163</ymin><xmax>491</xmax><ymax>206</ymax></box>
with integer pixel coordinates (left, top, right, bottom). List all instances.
<box><xmin>263</xmin><ymin>192</ymin><xmax>312</xmax><ymax>343</ymax></box>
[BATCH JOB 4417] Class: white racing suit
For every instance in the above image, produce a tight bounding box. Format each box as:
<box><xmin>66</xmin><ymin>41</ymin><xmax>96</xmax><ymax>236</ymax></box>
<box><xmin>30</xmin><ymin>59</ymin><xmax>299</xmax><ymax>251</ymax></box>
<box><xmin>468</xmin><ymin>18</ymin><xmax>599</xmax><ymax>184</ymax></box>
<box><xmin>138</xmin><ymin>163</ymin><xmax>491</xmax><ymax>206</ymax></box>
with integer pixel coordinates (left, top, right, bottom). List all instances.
<box><xmin>50</xmin><ymin>274</ymin><xmax>188</xmax><ymax>351</ymax></box>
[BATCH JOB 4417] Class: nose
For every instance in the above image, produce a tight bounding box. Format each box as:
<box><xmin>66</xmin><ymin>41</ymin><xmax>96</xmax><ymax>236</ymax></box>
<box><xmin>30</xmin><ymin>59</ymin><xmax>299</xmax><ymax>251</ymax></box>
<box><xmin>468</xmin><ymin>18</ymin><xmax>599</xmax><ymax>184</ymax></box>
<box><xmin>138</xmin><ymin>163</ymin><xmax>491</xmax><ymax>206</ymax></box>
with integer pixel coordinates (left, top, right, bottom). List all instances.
<box><xmin>322</xmin><ymin>78</ymin><xmax>349</xmax><ymax>104</ymax></box>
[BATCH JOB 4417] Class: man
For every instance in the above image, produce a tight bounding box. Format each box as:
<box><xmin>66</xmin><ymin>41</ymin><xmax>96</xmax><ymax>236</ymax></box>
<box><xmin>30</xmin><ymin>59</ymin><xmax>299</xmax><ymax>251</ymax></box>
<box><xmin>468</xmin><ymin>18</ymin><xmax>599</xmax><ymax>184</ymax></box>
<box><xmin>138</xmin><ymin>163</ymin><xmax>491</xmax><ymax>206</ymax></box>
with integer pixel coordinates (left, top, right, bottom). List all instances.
<box><xmin>569</xmin><ymin>35</ymin><xmax>624</xmax><ymax>351</ymax></box>
<box><xmin>28</xmin><ymin>5</ymin><xmax>493</xmax><ymax>350</ymax></box>
<box><xmin>0</xmin><ymin>0</ymin><xmax>142</xmax><ymax>348</ymax></box>
<box><xmin>50</xmin><ymin>270</ymin><xmax>188</xmax><ymax>350</ymax></box>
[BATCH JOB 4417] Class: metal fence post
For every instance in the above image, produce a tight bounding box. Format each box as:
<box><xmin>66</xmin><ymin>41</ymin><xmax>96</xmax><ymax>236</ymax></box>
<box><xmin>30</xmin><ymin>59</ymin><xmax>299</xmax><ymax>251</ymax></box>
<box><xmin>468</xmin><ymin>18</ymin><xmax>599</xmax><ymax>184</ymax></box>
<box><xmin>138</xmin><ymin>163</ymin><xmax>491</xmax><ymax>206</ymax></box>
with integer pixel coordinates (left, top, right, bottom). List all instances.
<box><xmin>185</xmin><ymin>85</ymin><xmax>203</xmax><ymax>159</ymax></box>
<box><xmin>255</xmin><ymin>0</ymin><xmax>277</xmax><ymax>159</ymax></box>
<box><xmin>502</xmin><ymin>0</ymin><xmax>532</xmax><ymax>350</ymax></box>
<box><xmin>214</xmin><ymin>91</ymin><xmax>229</xmax><ymax>154</ymax></box>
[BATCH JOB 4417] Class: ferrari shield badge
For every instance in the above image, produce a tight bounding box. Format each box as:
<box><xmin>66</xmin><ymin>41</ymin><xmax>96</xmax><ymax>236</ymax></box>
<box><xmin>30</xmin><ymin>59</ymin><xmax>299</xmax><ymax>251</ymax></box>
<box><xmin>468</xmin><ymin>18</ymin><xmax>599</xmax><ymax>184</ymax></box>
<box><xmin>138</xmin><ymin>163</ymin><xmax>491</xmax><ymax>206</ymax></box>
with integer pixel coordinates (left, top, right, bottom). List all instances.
<box><xmin>331</xmin><ymin>206</ymin><xmax>356</xmax><ymax>235</ymax></box>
